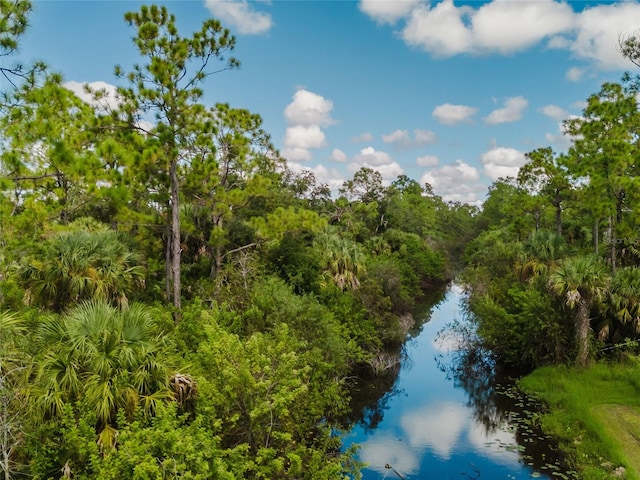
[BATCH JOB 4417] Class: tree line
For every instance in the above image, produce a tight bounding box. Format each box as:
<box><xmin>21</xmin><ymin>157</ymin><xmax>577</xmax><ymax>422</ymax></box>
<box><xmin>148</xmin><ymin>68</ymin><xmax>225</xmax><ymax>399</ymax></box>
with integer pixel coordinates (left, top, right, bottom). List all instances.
<box><xmin>463</xmin><ymin>35</ymin><xmax>640</xmax><ymax>371</ymax></box>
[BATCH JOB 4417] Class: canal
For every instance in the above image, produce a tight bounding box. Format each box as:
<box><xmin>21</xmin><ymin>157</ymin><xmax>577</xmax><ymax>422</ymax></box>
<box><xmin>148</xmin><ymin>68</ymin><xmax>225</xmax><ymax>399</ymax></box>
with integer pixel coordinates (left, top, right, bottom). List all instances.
<box><xmin>345</xmin><ymin>284</ymin><xmax>566</xmax><ymax>479</ymax></box>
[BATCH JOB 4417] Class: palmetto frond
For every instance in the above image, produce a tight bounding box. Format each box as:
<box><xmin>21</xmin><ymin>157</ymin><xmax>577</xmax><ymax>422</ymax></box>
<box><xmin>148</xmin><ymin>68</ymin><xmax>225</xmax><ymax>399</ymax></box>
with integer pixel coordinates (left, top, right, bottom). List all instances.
<box><xmin>33</xmin><ymin>300</ymin><xmax>169</xmax><ymax>447</ymax></box>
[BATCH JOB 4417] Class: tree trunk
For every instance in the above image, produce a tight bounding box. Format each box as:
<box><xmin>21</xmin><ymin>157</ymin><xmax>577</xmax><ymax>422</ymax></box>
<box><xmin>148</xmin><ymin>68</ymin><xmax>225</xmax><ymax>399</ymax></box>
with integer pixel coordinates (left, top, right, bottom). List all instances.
<box><xmin>165</xmin><ymin>218</ymin><xmax>172</xmax><ymax>302</ymax></box>
<box><xmin>575</xmin><ymin>299</ymin><xmax>591</xmax><ymax>368</ymax></box>
<box><xmin>170</xmin><ymin>160</ymin><xmax>181</xmax><ymax>314</ymax></box>
<box><xmin>593</xmin><ymin>217</ymin><xmax>599</xmax><ymax>254</ymax></box>
<box><xmin>609</xmin><ymin>216</ymin><xmax>616</xmax><ymax>274</ymax></box>
<box><xmin>554</xmin><ymin>195</ymin><xmax>562</xmax><ymax>237</ymax></box>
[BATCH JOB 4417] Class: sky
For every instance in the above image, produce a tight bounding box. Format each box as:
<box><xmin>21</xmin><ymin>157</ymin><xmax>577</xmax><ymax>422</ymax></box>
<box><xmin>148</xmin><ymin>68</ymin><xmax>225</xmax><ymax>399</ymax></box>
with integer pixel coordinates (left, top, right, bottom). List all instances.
<box><xmin>9</xmin><ymin>0</ymin><xmax>640</xmax><ymax>205</ymax></box>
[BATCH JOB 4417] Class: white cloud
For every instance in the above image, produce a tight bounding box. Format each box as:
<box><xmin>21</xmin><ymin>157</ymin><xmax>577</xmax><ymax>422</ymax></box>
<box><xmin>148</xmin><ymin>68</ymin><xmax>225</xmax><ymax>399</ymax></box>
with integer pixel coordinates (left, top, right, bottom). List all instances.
<box><xmin>382</xmin><ymin>129</ymin><xmax>412</xmax><ymax>148</ymax></box>
<box><xmin>471</xmin><ymin>0</ymin><xmax>575</xmax><ymax>54</ymax></box>
<box><xmin>481</xmin><ymin>146</ymin><xmax>527</xmax><ymax>181</ymax></box>
<box><xmin>484</xmin><ymin>96</ymin><xmax>528</xmax><ymax>125</ymax></box>
<box><xmin>358</xmin><ymin>0</ymin><xmax>420</xmax><ymax>25</ymax></box>
<box><xmin>351</xmin><ymin>132</ymin><xmax>374</xmax><ymax>143</ymax></box>
<box><xmin>381</xmin><ymin>128</ymin><xmax>437</xmax><ymax>150</ymax></box>
<box><xmin>348</xmin><ymin>146</ymin><xmax>404</xmax><ymax>182</ymax></box>
<box><xmin>568</xmin><ymin>2</ymin><xmax>640</xmax><ymax>69</ymax></box>
<box><xmin>416</xmin><ymin>155</ymin><xmax>439</xmax><ymax>167</ymax></box>
<box><xmin>365</xmin><ymin>0</ymin><xmax>640</xmax><ymax>72</ymax></box>
<box><xmin>420</xmin><ymin>159</ymin><xmax>484</xmax><ymax>204</ymax></box>
<box><xmin>566</xmin><ymin>66</ymin><xmax>585</xmax><ymax>82</ymax></box>
<box><xmin>415</xmin><ymin>129</ymin><xmax>438</xmax><ymax>145</ymax></box>
<box><xmin>284</xmin><ymin>89</ymin><xmax>335</xmax><ymax>127</ymax></box>
<box><xmin>403</xmin><ymin>1</ymin><xmax>473</xmax><ymax>57</ymax></box>
<box><xmin>65</xmin><ymin>80</ymin><xmax>121</xmax><ymax>111</ymax></box>
<box><xmin>541</xmin><ymin>104</ymin><xmax>568</xmax><ymax>121</ymax></box>
<box><xmin>282</xmin><ymin>89</ymin><xmax>334</xmax><ymax>162</ymax></box>
<box><xmin>433</xmin><ymin>103</ymin><xmax>477</xmax><ymax>125</ymax></box>
<box><xmin>284</xmin><ymin>125</ymin><xmax>326</xmax><ymax>149</ymax></box>
<box><xmin>329</xmin><ymin>148</ymin><xmax>348</xmax><ymax>162</ymax></box>
<box><xmin>204</xmin><ymin>0</ymin><xmax>272</xmax><ymax>35</ymax></box>
<box><xmin>281</xmin><ymin>147</ymin><xmax>312</xmax><ymax>162</ymax></box>
<box><xmin>351</xmin><ymin>146</ymin><xmax>394</xmax><ymax>167</ymax></box>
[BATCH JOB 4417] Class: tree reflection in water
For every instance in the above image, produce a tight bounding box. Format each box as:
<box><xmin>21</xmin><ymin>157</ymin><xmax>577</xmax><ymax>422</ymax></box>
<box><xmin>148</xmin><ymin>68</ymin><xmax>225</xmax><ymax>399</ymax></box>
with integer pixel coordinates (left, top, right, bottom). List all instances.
<box><xmin>436</xmin><ymin>316</ymin><xmax>575</xmax><ymax>478</ymax></box>
<box><xmin>342</xmin><ymin>286</ymin><xmax>448</xmax><ymax>432</ymax></box>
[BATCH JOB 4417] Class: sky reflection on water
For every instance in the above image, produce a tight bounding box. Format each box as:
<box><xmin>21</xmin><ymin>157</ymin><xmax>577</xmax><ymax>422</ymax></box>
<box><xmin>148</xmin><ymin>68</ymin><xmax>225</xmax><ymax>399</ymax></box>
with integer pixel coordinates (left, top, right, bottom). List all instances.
<box><xmin>346</xmin><ymin>285</ymin><xmax>550</xmax><ymax>480</ymax></box>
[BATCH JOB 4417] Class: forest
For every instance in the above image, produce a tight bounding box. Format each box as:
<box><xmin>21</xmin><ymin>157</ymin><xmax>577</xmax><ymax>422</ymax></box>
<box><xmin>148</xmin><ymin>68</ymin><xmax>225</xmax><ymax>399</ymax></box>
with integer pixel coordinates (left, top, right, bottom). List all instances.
<box><xmin>2</xmin><ymin>1</ymin><xmax>640</xmax><ymax>478</ymax></box>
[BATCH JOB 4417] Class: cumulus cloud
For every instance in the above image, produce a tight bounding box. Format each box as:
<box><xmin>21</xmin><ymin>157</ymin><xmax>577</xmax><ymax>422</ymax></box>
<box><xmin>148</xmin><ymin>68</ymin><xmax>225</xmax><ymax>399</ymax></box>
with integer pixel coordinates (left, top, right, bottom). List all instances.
<box><xmin>351</xmin><ymin>132</ymin><xmax>375</xmax><ymax>143</ymax></box>
<box><xmin>284</xmin><ymin>125</ymin><xmax>326</xmax><ymax>150</ymax></box>
<box><xmin>566</xmin><ymin>66</ymin><xmax>585</xmax><ymax>82</ymax></box>
<box><xmin>433</xmin><ymin>103</ymin><xmax>477</xmax><ymax>125</ymax></box>
<box><xmin>382</xmin><ymin>128</ymin><xmax>438</xmax><ymax>150</ymax></box>
<box><xmin>484</xmin><ymin>96</ymin><xmax>528</xmax><ymax>125</ymax></box>
<box><xmin>471</xmin><ymin>0</ymin><xmax>575</xmax><ymax>54</ymax></box>
<box><xmin>415</xmin><ymin>129</ymin><xmax>438</xmax><ymax>145</ymax></box>
<box><xmin>358</xmin><ymin>0</ymin><xmax>420</xmax><ymax>25</ymax></box>
<box><xmin>362</xmin><ymin>0</ymin><xmax>640</xmax><ymax>71</ymax></box>
<box><xmin>282</xmin><ymin>89</ymin><xmax>334</xmax><ymax>162</ymax></box>
<box><xmin>382</xmin><ymin>129</ymin><xmax>412</xmax><ymax>148</ymax></box>
<box><xmin>284</xmin><ymin>89</ymin><xmax>334</xmax><ymax>127</ymax></box>
<box><xmin>568</xmin><ymin>2</ymin><xmax>640</xmax><ymax>69</ymax></box>
<box><xmin>416</xmin><ymin>155</ymin><xmax>439</xmax><ymax>167</ymax></box>
<box><xmin>205</xmin><ymin>0</ymin><xmax>272</xmax><ymax>35</ymax></box>
<box><xmin>348</xmin><ymin>146</ymin><xmax>404</xmax><ymax>183</ymax></box>
<box><xmin>329</xmin><ymin>148</ymin><xmax>348</xmax><ymax>162</ymax></box>
<box><xmin>403</xmin><ymin>1</ymin><xmax>473</xmax><ymax>57</ymax></box>
<box><xmin>481</xmin><ymin>146</ymin><xmax>527</xmax><ymax>181</ymax></box>
<box><xmin>541</xmin><ymin>104</ymin><xmax>568</xmax><ymax>121</ymax></box>
<box><xmin>420</xmin><ymin>159</ymin><xmax>484</xmax><ymax>204</ymax></box>
<box><xmin>65</xmin><ymin>80</ymin><xmax>121</xmax><ymax>111</ymax></box>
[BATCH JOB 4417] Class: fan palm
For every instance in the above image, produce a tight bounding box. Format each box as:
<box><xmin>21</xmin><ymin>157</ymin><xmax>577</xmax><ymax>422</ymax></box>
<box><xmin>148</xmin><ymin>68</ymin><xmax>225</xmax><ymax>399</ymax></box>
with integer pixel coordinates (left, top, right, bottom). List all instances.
<box><xmin>18</xmin><ymin>230</ymin><xmax>145</xmax><ymax>312</ymax></box>
<box><xmin>33</xmin><ymin>301</ymin><xmax>169</xmax><ymax>448</ymax></box>
<box><xmin>518</xmin><ymin>230</ymin><xmax>567</xmax><ymax>282</ymax></box>
<box><xmin>549</xmin><ymin>256</ymin><xmax>609</xmax><ymax>367</ymax></box>
<box><xmin>314</xmin><ymin>230</ymin><xmax>365</xmax><ymax>290</ymax></box>
<box><xmin>598</xmin><ymin>267</ymin><xmax>640</xmax><ymax>342</ymax></box>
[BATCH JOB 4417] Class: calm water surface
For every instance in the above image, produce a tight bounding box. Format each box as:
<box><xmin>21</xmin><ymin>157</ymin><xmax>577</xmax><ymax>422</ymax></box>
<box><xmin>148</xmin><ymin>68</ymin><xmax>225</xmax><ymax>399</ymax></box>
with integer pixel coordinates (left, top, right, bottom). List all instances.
<box><xmin>345</xmin><ymin>284</ymin><xmax>556</xmax><ymax>480</ymax></box>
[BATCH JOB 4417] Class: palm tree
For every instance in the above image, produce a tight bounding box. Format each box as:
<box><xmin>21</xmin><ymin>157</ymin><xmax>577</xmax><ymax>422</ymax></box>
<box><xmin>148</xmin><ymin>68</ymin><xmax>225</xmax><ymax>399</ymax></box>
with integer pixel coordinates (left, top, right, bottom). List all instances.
<box><xmin>549</xmin><ymin>256</ymin><xmax>609</xmax><ymax>367</ymax></box>
<box><xmin>18</xmin><ymin>230</ymin><xmax>145</xmax><ymax>312</ymax></box>
<box><xmin>33</xmin><ymin>301</ymin><xmax>169</xmax><ymax>448</ymax></box>
<box><xmin>518</xmin><ymin>230</ymin><xmax>567</xmax><ymax>282</ymax></box>
<box><xmin>314</xmin><ymin>230</ymin><xmax>365</xmax><ymax>290</ymax></box>
<box><xmin>598</xmin><ymin>267</ymin><xmax>640</xmax><ymax>342</ymax></box>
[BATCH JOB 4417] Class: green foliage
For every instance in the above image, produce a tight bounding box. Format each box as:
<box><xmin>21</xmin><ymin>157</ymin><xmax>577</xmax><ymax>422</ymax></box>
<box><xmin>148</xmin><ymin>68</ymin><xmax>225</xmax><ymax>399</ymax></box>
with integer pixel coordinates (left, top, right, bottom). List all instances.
<box><xmin>194</xmin><ymin>319</ymin><xmax>357</xmax><ymax>479</ymax></box>
<box><xmin>17</xmin><ymin>229</ymin><xmax>145</xmax><ymax>312</ymax></box>
<box><xmin>31</xmin><ymin>301</ymin><xmax>170</xmax><ymax>448</ymax></box>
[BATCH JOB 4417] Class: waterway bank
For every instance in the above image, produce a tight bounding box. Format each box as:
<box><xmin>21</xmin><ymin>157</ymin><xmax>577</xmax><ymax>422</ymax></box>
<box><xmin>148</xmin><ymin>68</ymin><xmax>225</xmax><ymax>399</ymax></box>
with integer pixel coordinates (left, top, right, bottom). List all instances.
<box><xmin>344</xmin><ymin>284</ymin><xmax>569</xmax><ymax>479</ymax></box>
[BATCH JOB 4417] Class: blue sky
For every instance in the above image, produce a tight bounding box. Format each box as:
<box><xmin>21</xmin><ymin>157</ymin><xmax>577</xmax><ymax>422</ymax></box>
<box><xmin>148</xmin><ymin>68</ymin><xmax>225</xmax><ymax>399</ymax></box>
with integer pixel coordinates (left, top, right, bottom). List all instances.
<box><xmin>12</xmin><ymin>0</ymin><xmax>640</xmax><ymax>204</ymax></box>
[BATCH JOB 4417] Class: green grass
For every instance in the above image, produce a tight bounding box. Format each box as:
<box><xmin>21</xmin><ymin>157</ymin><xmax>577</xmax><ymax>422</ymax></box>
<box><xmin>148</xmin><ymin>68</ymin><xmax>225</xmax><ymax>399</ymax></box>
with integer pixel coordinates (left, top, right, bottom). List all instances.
<box><xmin>520</xmin><ymin>361</ymin><xmax>640</xmax><ymax>480</ymax></box>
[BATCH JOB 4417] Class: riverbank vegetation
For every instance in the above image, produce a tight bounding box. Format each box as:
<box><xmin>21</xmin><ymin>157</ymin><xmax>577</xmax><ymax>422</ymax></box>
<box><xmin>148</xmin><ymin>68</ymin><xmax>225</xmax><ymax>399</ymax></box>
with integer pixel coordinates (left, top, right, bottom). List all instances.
<box><xmin>0</xmin><ymin>3</ymin><xmax>476</xmax><ymax>478</ymax></box>
<box><xmin>460</xmin><ymin>34</ymin><xmax>640</xmax><ymax>479</ymax></box>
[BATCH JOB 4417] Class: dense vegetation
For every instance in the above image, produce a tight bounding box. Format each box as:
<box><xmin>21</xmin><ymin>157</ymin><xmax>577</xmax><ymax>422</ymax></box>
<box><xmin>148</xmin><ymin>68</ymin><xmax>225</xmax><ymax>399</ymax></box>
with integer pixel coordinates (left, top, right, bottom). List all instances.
<box><xmin>4</xmin><ymin>1</ymin><xmax>640</xmax><ymax>478</ymax></box>
<box><xmin>460</xmin><ymin>33</ymin><xmax>640</xmax><ymax>479</ymax></box>
<box><xmin>0</xmin><ymin>3</ymin><xmax>475</xmax><ymax>478</ymax></box>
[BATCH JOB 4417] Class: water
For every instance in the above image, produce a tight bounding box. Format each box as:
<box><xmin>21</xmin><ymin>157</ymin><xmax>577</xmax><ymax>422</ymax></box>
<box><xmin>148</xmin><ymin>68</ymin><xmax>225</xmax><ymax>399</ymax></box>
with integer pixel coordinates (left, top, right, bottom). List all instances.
<box><xmin>344</xmin><ymin>284</ymin><xmax>560</xmax><ymax>480</ymax></box>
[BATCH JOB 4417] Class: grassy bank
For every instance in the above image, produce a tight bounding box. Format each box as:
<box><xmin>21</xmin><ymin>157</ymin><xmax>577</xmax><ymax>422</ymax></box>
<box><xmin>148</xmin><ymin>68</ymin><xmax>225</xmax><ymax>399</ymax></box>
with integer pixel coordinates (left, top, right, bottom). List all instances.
<box><xmin>520</xmin><ymin>361</ymin><xmax>640</xmax><ymax>480</ymax></box>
